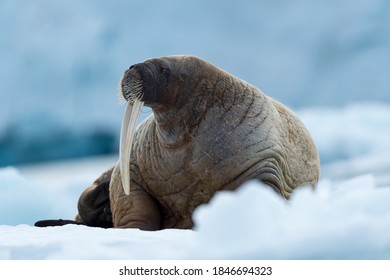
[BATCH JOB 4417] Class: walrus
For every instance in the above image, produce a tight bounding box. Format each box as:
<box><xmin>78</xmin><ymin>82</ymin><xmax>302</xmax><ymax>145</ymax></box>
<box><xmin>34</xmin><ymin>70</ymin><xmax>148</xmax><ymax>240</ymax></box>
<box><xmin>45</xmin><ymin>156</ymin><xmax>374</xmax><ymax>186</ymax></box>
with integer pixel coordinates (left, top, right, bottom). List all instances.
<box><xmin>35</xmin><ymin>55</ymin><xmax>320</xmax><ymax>230</ymax></box>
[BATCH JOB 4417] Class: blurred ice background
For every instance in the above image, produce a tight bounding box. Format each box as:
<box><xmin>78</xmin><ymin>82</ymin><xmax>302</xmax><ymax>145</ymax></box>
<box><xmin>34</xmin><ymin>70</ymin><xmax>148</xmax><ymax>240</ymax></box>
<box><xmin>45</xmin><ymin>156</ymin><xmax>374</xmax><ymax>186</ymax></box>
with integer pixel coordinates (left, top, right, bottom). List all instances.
<box><xmin>0</xmin><ymin>0</ymin><xmax>389</xmax><ymax>259</ymax></box>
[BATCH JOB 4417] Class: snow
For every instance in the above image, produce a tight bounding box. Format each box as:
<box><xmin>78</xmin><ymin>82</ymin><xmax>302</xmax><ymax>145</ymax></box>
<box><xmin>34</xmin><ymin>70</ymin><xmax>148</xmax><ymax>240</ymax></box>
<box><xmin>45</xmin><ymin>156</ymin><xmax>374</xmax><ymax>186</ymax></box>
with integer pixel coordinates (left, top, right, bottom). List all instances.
<box><xmin>1</xmin><ymin>0</ymin><xmax>390</xmax><ymax>260</ymax></box>
<box><xmin>1</xmin><ymin>173</ymin><xmax>390</xmax><ymax>260</ymax></box>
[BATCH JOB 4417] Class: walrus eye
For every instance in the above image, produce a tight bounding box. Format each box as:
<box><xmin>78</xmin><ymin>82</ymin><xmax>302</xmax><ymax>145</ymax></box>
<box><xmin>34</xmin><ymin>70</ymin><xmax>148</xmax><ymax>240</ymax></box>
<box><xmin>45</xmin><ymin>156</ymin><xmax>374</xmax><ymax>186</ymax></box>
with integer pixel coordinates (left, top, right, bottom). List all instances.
<box><xmin>160</xmin><ymin>66</ymin><xmax>170</xmax><ymax>77</ymax></box>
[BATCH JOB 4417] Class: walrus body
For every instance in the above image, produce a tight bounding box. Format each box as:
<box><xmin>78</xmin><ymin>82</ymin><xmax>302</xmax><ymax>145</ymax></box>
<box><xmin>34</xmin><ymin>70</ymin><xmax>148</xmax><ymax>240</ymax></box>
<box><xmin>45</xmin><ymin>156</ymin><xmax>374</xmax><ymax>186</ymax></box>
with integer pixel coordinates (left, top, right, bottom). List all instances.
<box><xmin>69</xmin><ymin>55</ymin><xmax>319</xmax><ymax>230</ymax></box>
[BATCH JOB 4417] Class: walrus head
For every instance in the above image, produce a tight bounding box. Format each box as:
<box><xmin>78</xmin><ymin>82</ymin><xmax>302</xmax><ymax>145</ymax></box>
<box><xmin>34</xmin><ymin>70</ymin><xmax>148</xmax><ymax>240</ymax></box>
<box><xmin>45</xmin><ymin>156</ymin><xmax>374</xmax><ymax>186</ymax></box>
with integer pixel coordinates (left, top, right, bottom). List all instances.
<box><xmin>119</xmin><ymin>55</ymin><xmax>199</xmax><ymax>195</ymax></box>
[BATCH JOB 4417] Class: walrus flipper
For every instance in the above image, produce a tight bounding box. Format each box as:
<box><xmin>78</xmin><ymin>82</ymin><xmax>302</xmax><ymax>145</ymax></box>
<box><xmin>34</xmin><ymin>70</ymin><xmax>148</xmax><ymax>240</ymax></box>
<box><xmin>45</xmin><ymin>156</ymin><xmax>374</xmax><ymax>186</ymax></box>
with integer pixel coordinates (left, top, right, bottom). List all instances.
<box><xmin>76</xmin><ymin>167</ymin><xmax>114</xmax><ymax>228</ymax></box>
<box><xmin>34</xmin><ymin>167</ymin><xmax>114</xmax><ymax>228</ymax></box>
<box><xmin>34</xmin><ymin>219</ymin><xmax>83</xmax><ymax>227</ymax></box>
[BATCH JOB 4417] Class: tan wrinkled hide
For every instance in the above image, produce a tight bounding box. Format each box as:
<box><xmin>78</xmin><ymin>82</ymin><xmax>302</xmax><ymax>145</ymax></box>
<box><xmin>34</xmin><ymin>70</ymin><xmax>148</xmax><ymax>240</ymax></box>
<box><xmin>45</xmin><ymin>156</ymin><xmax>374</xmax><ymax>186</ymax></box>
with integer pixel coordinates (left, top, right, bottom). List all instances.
<box><xmin>86</xmin><ymin>56</ymin><xmax>320</xmax><ymax>230</ymax></box>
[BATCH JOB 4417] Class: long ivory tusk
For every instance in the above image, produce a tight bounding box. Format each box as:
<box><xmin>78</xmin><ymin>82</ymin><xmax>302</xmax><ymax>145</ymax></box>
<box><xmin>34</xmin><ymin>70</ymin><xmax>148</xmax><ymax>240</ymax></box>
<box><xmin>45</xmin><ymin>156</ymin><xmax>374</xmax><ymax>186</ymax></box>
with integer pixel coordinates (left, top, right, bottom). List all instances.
<box><xmin>119</xmin><ymin>99</ymin><xmax>144</xmax><ymax>195</ymax></box>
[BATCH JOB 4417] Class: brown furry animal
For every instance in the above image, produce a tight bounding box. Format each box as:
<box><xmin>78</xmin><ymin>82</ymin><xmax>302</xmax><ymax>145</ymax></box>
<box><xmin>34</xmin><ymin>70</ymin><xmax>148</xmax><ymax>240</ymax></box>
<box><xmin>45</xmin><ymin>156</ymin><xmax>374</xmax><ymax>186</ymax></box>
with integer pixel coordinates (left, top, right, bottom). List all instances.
<box><xmin>36</xmin><ymin>55</ymin><xmax>320</xmax><ymax>230</ymax></box>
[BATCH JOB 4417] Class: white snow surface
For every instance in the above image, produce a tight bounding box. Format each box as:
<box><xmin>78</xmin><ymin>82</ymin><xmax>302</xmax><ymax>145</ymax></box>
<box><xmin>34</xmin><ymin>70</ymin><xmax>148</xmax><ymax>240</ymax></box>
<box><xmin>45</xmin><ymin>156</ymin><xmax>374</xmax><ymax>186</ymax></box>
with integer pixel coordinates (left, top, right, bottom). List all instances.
<box><xmin>1</xmin><ymin>104</ymin><xmax>390</xmax><ymax>260</ymax></box>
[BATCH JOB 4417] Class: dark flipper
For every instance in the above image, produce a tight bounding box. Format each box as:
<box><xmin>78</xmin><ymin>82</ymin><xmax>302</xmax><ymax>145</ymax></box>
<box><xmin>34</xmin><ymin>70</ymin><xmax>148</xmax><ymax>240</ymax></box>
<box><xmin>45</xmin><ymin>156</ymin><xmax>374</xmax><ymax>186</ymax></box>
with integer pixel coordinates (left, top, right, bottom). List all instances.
<box><xmin>34</xmin><ymin>219</ymin><xmax>83</xmax><ymax>227</ymax></box>
<box><xmin>34</xmin><ymin>167</ymin><xmax>114</xmax><ymax>229</ymax></box>
<box><xmin>76</xmin><ymin>167</ymin><xmax>114</xmax><ymax>228</ymax></box>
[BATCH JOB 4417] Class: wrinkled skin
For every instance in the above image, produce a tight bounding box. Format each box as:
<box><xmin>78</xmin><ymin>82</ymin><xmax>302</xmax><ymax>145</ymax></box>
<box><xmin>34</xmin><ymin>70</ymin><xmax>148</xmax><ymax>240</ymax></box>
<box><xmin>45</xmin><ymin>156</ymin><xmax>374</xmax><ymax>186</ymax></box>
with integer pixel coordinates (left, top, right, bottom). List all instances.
<box><xmin>38</xmin><ymin>55</ymin><xmax>320</xmax><ymax>230</ymax></box>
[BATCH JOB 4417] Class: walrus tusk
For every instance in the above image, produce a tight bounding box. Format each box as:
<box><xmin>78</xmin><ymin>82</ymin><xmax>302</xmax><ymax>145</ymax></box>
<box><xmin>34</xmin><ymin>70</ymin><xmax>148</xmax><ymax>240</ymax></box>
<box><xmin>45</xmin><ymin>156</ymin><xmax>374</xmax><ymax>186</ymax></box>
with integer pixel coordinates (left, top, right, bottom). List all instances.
<box><xmin>120</xmin><ymin>99</ymin><xmax>144</xmax><ymax>195</ymax></box>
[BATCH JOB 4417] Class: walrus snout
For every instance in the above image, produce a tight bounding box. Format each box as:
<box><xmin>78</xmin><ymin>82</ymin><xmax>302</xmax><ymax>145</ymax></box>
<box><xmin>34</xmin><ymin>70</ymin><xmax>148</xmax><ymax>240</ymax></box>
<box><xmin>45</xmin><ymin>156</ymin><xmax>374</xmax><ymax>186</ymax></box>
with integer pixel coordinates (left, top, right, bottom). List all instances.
<box><xmin>123</xmin><ymin>60</ymin><xmax>174</xmax><ymax>106</ymax></box>
<box><xmin>121</xmin><ymin>65</ymin><xmax>144</xmax><ymax>103</ymax></box>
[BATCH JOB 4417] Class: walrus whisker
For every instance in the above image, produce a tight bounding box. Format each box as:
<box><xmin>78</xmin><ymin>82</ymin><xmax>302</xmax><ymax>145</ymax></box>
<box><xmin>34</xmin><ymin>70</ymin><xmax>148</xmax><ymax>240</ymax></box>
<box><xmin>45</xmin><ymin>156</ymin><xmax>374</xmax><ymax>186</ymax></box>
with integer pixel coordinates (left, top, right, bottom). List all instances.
<box><xmin>117</xmin><ymin>80</ymin><xmax>128</xmax><ymax>105</ymax></box>
<box><xmin>117</xmin><ymin>93</ymin><xmax>127</xmax><ymax>105</ymax></box>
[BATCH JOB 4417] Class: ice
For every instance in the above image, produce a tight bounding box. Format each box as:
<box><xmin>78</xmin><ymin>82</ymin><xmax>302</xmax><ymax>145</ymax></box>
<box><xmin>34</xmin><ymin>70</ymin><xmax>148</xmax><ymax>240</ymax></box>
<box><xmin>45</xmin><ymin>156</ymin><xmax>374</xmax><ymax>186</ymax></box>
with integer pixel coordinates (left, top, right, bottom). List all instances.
<box><xmin>298</xmin><ymin>104</ymin><xmax>390</xmax><ymax>185</ymax></box>
<box><xmin>298</xmin><ymin>104</ymin><xmax>390</xmax><ymax>164</ymax></box>
<box><xmin>193</xmin><ymin>177</ymin><xmax>390</xmax><ymax>259</ymax></box>
<box><xmin>1</xmin><ymin>173</ymin><xmax>389</xmax><ymax>259</ymax></box>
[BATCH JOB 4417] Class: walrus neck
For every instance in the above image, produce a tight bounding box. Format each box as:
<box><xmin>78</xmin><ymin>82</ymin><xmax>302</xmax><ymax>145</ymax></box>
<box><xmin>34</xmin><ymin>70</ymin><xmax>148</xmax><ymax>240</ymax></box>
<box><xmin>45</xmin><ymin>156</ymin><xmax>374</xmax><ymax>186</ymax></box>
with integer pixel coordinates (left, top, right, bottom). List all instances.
<box><xmin>151</xmin><ymin>68</ymin><xmax>249</xmax><ymax>148</ymax></box>
<box><xmin>152</xmin><ymin>100</ymin><xmax>204</xmax><ymax>148</ymax></box>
